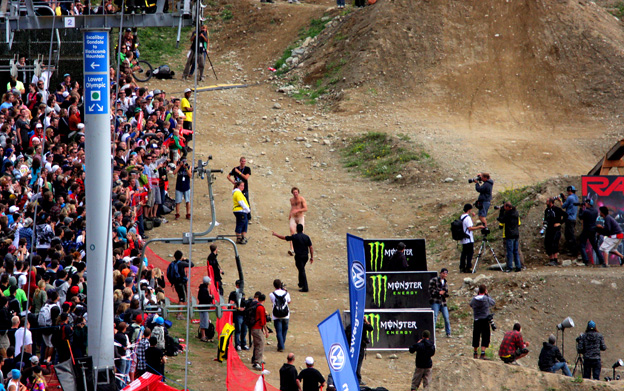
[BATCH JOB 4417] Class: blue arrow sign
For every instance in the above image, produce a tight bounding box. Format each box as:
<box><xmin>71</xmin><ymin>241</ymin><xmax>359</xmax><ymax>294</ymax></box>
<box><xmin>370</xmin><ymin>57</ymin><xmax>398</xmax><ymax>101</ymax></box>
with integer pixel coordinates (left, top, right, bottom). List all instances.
<box><xmin>85</xmin><ymin>74</ymin><xmax>109</xmax><ymax>115</ymax></box>
<box><xmin>84</xmin><ymin>31</ymin><xmax>109</xmax><ymax>73</ymax></box>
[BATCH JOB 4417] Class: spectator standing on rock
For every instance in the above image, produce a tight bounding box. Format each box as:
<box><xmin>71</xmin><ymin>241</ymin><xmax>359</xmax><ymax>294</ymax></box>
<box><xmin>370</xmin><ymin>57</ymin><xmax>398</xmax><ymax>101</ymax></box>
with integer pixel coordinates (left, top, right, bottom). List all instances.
<box><xmin>469</xmin><ymin>284</ymin><xmax>495</xmax><ymax>360</ymax></box>
<box><xmin>409</xmin><ymin>329</ymin><xmax>435</xmax><ymax>390</ymax></box>
<box><xmin>232</xmin><ymin>181</ymin><xmax>250</xmax><ymax>245</ymax></box>
<box><xmin>577</xmin><ymin>320</ymin><xmax>606</xmax><ymax>380</ymax></box>
<box><xmin>428</xmin><ymin>268</ymin><xmax>450</xmax><ymax>338</ymax></box>
<box><xmin>269</xmin><ymin>279</ymin><xmax>290</xmax><ymax>352</ymax></box>
<box><xmin>538</xmin><ymin>334</ymin><xmax>572</xmax><ymax>376</ymax></box>
<box><xmin>497</xmin><ymin>202</ymin><xmax>522</xmax><ymax>272</ymax></box>
<box><xmin>557</xmin><ymin>186</ymin><xmax>579</xmax><ymax>255</ymax></box>
<box><xmin>578</xmin><ymin>199</ymin><xmax>604</xmax><ymax>266</ymax></box>
<box><xmin>272</xmin><ymin>224</ymin><xmax>314</xmax><ymax>292</ymax></box>
<box><xmin>227</xmin><ymin>157</ymin><xmax>251</xmax><ymax>219</ymax></box>
<box><xmin>498</xmin><ymin>323</ymin><xmax>529</xmax><ymax>365</ymax></box>
<box><xmin>596</xmin><ymin>206</ymin><xmax>624</xmax><ymax>267</ymax></box>
<box><xmin>543</xmin><ymin>197</ymin><xmax>567</xmax><ymax>266</ymax></box>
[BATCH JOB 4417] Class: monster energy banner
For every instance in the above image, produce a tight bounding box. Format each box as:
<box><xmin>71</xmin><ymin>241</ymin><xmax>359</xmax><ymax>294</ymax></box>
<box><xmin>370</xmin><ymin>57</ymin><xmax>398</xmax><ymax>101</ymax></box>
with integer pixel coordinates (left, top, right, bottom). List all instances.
<box><xmin>367</xmin><ymin>272</ymin><xmax>436</xmax><ymax>309</ymax></box>
<box><xmin>344</xmin><ymin>309</ymin><xmax>435</xmax><ymax>350</ymax></box>
<box><xmin>364</xmin><ymin>239</ymin><xmax>427</xmax><ymax>272</ymax></box>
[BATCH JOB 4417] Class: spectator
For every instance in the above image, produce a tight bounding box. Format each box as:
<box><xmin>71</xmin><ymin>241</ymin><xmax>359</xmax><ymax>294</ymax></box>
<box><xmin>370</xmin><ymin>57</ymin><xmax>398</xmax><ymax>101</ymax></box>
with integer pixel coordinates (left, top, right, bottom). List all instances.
<box><xmin>297</xmin><ymin>357</ymin><xmax>325</xmax><ymax>391</ymax></box>
<box><xmin>173</xmin><ymin>159</ymin><xmax>191</xmax><ymax>220</ymax></box>
<box><xmin>538</xmin><ymin>334</ymin><xmax>571</xmax><ymax>376</ymax></box>
<box><xmin>251</xmin><ymin>293</ymin><xmax>268</xmax><ymax>371</ymax></box>
<box><xmin>498</xmin><ymin>323</ymin><xmax>530</xmax><ymax>365</ymax></box>
<box><xmin>279</xmin><ymin>353</ymin><xmax>298</xmax><ymax>391</ymax></box>
<box><xmin>145</xmin><ymin>336</ymin><xmax>166</xmax><ymax>377</ymax></box>
<box><xmin>269</xmin><ymin>279</ymin><xmax>290</xmax><ymax>352</ymax></box>
<box><xmin>409</xmin><ymin>330</ymin><xmax>435</xmax><ymax>390</ymax></box>
<box><xmin>197</xmin><ymin>276</ymin><xmax>214</xmax><ymax>342</ymax></box>
<box><xmin>469</xmin><ymin>284</ymin><xmax>495</xmax><ymax>360</ymax></box>
<box><xmin>228</xmin><ymin>280</ymin><xmax>248</xmax><ymax>351</ymax></box>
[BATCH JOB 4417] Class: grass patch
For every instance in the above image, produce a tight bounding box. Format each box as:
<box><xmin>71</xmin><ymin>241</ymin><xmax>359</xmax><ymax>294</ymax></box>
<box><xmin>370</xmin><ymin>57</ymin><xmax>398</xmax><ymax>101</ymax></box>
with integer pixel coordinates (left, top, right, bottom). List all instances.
<box><xmin>341</xmin><ymin>132</ymin><xmax>431</xmax><ymax>181</ymax></box>
<box><xmin>610</xmin><ymin>2</ymin><xmax>624</xmax><ymax>18</ymax></box>
<box><xmin>135</xmin><ymin>27</ymin><xmax>193</xmax><ymax>66</ymax></box>
<box><xmin>220</xmin><ymin>7</ymin><xmax>233</xmax><ymax>21</ymax></box>
<box><xmin>496</xmin><ymin>183</ymin><xmax>542</xmax><ymax>217</ymax></box>
<box><xmin>292</xmin><ymin>85</ymin><xmax>328</xmax><ymax>104</ymax></box>
<box><xmin>274</xmin><ymin>15</ymin><xmax>333</xmax><ymax>75</ymax></box>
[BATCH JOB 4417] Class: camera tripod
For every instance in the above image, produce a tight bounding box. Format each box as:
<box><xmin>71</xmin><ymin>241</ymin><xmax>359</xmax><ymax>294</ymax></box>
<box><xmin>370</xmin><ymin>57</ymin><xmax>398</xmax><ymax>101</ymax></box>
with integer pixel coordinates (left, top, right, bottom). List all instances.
<box><xmin>573</xmin><ymin>353</ymin><xmax>583</xmax><ymax>377</ymax></box>
<box><xmin>471</xmin><ymin>234</ymin><xmax>504</xmax><ymax>273</ymax></box>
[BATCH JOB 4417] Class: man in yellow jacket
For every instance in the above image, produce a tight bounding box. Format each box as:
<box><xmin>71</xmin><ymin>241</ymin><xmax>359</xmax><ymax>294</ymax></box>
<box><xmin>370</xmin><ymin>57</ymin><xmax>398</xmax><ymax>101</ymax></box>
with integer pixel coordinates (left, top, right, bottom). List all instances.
<box><xmin>232</xmin><ymin>181</ymin><xmax>250</xmax><ymax>244</ymax></box>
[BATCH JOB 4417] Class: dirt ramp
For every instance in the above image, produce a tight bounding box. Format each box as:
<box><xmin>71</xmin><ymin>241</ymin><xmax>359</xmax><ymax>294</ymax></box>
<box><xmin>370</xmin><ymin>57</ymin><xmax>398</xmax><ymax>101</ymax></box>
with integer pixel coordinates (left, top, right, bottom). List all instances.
<box><xmin>303</xmin><ymin>0</ymin><xmax>624</xmax><ymax>124</ymax></box>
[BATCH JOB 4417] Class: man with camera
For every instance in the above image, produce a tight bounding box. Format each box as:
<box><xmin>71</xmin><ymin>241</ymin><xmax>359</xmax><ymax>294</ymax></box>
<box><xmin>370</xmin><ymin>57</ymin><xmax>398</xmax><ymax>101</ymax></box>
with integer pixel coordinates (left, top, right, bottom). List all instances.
<box><xmin>596</xmin><ymin>206</ymin><xmax>624</xmax><ymax>267</ymax></box>
<box><xmin>578</xmin><ymin>199</ymin><xmax>605</xmax><ymax>266</ymax></box>
<box><xmin>469</xmin><ymin>284</ymin><xmax>495</xmax><ymax>360</ymax></box>
<box><xmin>497</xmin><ymin>202</ymin><xmax>522</xmax><ymax>272</ymax></box>
<box><xmin>498</xmin><ymin>323</ymin><xmax>530</xmax><ymax>365</ymax></box>
<box><xmin>429</xmin><ymin>268</ymin><xmax>451</xmax><ymax>337</ymax></box>
<box><xmin>557</xmin><ymin>186</ymin><xmax>579</xmax><ymax>255</ymax></box>
<box><xmin>543</xmin><ymin>198</ymin><xmax>567</xmax><ymax>266</ymax></box>
<box><xmin>471</xmin><ymin>173</ymin><xmax>494</xmax><ymax>228</ymax></box>
<box><xmin>577</xmin><ymin>320</ymin><xmax>607</xmax><ymax>380</ymax></box>
<box><xmin>173</xmin><ymin>158</ymin><xmax>192</xmax><ymax>220</ymax></box>
<box><xmin>458</xmin><ymin>204</ymin><xmax>484</xmax><ymax>273</ymax></box>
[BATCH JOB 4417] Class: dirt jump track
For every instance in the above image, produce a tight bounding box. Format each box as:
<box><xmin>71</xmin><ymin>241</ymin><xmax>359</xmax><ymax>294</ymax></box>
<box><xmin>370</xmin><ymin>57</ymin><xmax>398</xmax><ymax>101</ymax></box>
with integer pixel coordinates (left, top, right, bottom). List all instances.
<box><xmin>137</xmin><ymin>0</ymin><xmax>624</xmax><ymax>390</ymax></box>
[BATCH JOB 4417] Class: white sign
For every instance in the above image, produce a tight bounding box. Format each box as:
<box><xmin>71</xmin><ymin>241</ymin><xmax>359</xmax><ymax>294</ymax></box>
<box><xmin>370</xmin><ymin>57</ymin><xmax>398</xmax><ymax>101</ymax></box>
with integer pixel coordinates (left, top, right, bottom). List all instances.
<box><xmin>64</xmin><ymin>17</ymin><xmax>75</xmax><ymax>28</ymax></box>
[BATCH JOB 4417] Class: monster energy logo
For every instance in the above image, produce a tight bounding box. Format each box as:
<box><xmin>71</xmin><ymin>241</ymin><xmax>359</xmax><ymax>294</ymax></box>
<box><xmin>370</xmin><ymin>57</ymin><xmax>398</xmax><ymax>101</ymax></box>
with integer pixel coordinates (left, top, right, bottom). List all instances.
<box><xmin>364</xmin><ymin>313</ymin><xmax>381</xmax><ymax>346</ymax></box>
<box><xmin>368</xmin><ymin>242</ymin><xmax>385</xmax><ymax>271</ymax></box>
<box><xmin>370</xmin><ymin>275</ymin><xmax>388</xmax><ymax>306</ymax></box>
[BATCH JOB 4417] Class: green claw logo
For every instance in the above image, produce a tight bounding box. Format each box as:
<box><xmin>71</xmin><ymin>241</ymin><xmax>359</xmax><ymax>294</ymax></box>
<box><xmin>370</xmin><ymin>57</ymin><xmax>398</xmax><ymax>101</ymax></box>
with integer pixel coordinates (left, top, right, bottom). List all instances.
<box><xmin>369</xmin><ymin>275</ymin><xmax>388</xmax><ymax>306</ymax></box>
<box><xmin>365</xmin><ymin>313</ymin><xmax>381</xmax><ymax>346</ymax></box>
<box><xmin>368</xmin><ymin>242</ymin><xmax>385</xmax><ymax>271</ymax></box>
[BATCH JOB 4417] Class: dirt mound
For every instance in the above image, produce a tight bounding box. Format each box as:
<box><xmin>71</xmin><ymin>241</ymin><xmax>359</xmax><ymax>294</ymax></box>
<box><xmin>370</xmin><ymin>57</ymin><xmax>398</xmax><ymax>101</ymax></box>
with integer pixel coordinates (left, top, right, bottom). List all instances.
<box><xmin>295</xmin><ymin>0</ymin><xmax>624</xmax><ymax>122</ymax></box>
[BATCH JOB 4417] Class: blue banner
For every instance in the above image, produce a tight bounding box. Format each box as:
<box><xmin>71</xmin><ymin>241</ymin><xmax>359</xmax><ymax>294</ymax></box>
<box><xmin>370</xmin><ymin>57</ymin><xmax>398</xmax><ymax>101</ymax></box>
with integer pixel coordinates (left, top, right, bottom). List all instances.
<box><xmin>318</xmin><ymin>311</ymin><xmax>360</xmax><ymax>391</ymax></box>
<box><xmin>347</xmin><ymin>233</ymin><xmax>366</xmax><ymax>369</ymax></box>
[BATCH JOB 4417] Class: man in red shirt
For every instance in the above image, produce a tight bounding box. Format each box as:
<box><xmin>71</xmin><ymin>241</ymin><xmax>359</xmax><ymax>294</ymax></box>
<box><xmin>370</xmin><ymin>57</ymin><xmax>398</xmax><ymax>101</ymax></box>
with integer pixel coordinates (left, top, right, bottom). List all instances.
<box><xmin>251</xmin><ymin>293</ymin><xmax>269</xmax><ymax>370</ymax></box>
<box><xmin>498</xmin><ymin>323</ymin><xmax>529</xmax><ymax>364</ymax></box>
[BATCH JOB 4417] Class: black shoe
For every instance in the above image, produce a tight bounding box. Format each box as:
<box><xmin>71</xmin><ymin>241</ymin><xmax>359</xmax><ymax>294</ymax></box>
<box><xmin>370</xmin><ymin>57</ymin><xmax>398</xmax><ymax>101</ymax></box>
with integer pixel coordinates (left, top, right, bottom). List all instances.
<box><xmin>504</xmin><ymin>268</ymin><xmax>512</xmax><ymax>273</ymax></box>
<box><xmin>299</xmin><ymin>289</ymin><xmax>309</xmax><ymax>292</ymax></box>
<box><xmin>514</xmin><ymin>268</ymin><xmax>521</xmax><ymax>272</ymax></box>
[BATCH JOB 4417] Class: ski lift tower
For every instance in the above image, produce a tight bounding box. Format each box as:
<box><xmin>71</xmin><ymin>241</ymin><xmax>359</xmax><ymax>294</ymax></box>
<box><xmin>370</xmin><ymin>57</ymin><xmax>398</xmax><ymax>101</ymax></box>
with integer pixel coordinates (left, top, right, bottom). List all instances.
<box><xmin>0</xmin><ymin>1</ymin><xmax>197</xmax><ymax>390</ymax></box>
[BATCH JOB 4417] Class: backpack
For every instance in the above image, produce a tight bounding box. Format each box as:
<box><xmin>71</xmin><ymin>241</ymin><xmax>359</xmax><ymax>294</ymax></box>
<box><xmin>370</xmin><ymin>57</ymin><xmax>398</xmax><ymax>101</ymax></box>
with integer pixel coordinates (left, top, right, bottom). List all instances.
<box><xmin>152</xmin><ymin>325</ymin><xmax>166</xmax><ymax>350</ymax></box>
<box><xmin>243</xmin><ymin>301</ymin><xmax>259</xmax><ymax>328</ymax></box>
<box><xmin>451</xmin><ymin>215</ymin><xmax>470</xmax><ymax>241</ymax></box>
<box><xmin>166</xmin><ymin>260</ymin><xmax>181</xmax><ymax>285</ymax></box>
<box><xmin>272</xmin><ymin>291</ymin><xmax>289</xmax><ymax>318</ymax></box>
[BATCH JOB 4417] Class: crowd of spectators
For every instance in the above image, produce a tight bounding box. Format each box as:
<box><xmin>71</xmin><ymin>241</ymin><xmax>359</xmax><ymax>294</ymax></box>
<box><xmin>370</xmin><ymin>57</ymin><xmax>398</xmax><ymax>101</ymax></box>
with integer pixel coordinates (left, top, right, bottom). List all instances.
<box><xmin>0</xmin><ymin>36</ymin><xmax>201</xmax><ymax>387</ymax></box>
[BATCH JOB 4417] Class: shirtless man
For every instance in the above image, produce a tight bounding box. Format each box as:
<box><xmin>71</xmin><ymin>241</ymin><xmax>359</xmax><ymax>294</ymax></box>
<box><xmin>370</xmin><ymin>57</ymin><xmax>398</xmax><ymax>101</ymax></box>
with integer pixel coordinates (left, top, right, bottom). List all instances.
<box><xmin>288</xmin><ymin>187</ymin><xmax>308</xmax><ymax>256</ymax></box>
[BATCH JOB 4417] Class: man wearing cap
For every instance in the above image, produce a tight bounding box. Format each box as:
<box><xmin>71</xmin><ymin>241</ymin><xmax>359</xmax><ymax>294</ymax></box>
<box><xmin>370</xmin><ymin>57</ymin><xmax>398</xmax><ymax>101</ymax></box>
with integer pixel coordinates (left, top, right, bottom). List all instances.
<box><xmin>228</xmin><ymin>280</ymin><xmax>249</xmax><ymax>351</ymax></box>
<box><xmin>557</xmin><ymin>186</ymin><xmax>579</xmax><ymax>255</ymax></box>
<box><xmin>596</xmin><ymin>206</ymin><xmax>624</xmax><ymax>267</ymax></box>
<box><xmin>538</xmin><ymin>334</ymin><xmax>571</xmax><ymax>376</ymax></box>
<box><xmin>578</xmin><ymin>199</ymin><xmax>604</xmax><ymax>266</ymax></box>
<box><xmin>297</xmin><ymin>357</ymin><xmax>325</xmax><ymax>391</ymax></box>
<box><xmin>577</xmin><ymin>320</ymin><xmax>606</xmax><ymax>380</ymax></box>
<box><xmin>180</xmin><ymin>89</ymin><xmax>194</xmax><ymax>141</ymax></box>
<box><xmin>428</xmin><ymin>268</ymin><xmax>451</xmax><ymax>338</ymax></box>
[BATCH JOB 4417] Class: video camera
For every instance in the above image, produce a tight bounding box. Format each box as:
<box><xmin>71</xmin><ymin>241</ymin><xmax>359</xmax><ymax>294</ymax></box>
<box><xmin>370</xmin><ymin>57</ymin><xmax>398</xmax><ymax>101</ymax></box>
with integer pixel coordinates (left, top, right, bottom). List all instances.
<box><xmin>468</xmin><ymin>175</ymin><xmax>482</xmax><ymax>184</ymax></box>
<box><xmin>493</xmin><ymin>204</ymin><xmax>505</xmax><ymax>210</ymax></box>
<box><xmin>554</xmin><ymin>193</ymin><xmax>582</xmax><ymax>206</ymax></box>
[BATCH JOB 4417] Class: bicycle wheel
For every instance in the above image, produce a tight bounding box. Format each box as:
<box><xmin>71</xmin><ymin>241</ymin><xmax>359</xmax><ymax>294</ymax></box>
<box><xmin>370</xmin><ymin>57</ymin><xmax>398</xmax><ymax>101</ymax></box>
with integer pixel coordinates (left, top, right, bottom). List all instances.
<box><xmin>134</xmin><ymin>60</ymin><xmax>153</xmax><ymax>82</ymax></box>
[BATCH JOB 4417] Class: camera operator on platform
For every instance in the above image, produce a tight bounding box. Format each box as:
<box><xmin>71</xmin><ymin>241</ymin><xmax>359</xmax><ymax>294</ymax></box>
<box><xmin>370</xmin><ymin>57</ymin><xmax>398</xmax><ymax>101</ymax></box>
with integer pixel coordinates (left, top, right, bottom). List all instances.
<box><xmin>472</xmin><ymin>173</ymin><xmax>493</xmax><ymax>228</ymax></box>
<box><xmin>544</xmin><ymin>198</ymin><xmax>567</xmax><ymax>266</ymax></box>
<box><xmin>556</xmin><ymin>186</ymin><xmax>579</xmax><ymax>255</ymax></box>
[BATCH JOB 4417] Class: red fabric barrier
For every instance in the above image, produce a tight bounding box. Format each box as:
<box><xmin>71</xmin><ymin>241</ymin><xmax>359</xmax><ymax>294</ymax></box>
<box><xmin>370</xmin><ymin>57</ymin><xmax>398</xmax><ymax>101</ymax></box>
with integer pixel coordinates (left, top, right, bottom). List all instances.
<box><xmin>144</xmin><ymin>246</ymin><xmax>204</xmax><ymax>301</ymax></box>
<box><xmin>226</xmin><ymin>339</ymin><xmax>279</xmax><ymax>391</ymax></box>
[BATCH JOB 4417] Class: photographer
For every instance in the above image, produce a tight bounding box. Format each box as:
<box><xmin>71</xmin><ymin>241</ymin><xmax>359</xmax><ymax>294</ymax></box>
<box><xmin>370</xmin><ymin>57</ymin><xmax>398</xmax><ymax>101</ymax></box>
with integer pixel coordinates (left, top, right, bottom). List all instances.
<box><xmin>473</xmin><ymin>173</ymin><xmax>494</xmax><ymax>228</ymax></box>
<box><xmin>557</xmin><ymin>186</ymin><xmax>579</xmax><ymax>255</ymax></box>
<box><xmin>577</xmin><ymin>320</ymin><xmax>606</xmax><ymax>380</ymax></box>
<box><xmin>543</xmin><ymin>198</ymin><xmax>567</xmax><ymax>266</ymax></box>
<box><xmin>538</xmin><ymin>334</ymin><xmax>572</xmax><ymax>376</ymax></box>
<box><xmin>596</xmin><ymin>206</ymin><xmax>624</xmax><ymax>267</ymax></box>
<box><xmin>497</xmin><ymin>202</ymin><xmax>522</xmax><ymax>272</ymax></box>
<box><xmin>578</xmin><ymin>199</ymin><xmax>604</xmax><ymax>266</ymax></box>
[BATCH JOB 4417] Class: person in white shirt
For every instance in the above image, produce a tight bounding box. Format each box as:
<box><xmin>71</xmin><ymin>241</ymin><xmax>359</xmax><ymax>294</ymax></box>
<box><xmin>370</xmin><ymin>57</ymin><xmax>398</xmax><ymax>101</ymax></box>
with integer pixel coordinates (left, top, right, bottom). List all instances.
<box><xmin>269</xmin><ymin>279</ymin><xmax>291</xmax><ymax>352</ymax></box>
<box><xmin>14</xmin><ymin>317</ymin><xmax>32</xmax><ymax>356</ymax></box>
<box><xmin>460</xmin><ymin>204</ymin><xmax>482</xmax><ymax>273</ymax></box>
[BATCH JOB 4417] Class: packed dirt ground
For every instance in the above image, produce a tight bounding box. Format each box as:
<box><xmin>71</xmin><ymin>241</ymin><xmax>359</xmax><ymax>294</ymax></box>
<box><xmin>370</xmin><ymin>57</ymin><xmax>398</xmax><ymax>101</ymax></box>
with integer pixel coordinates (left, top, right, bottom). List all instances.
<box><xmin>139</xmin><ymin>0</ymin><xmax>624</xmax><ymax>390</ymax></box>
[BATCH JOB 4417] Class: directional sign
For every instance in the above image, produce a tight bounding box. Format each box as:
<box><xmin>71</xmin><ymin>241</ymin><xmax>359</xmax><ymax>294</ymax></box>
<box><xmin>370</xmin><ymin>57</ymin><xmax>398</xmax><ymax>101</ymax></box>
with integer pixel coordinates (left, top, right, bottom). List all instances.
<box><xmin>84</xmin><ymin>75</ymin><xmax>108</xmax><ymax>114</ymax></box>
<box><xmin>84</xmin><ymin>31</ymin><xmax>109</xmax><ymax>73</ymax></box>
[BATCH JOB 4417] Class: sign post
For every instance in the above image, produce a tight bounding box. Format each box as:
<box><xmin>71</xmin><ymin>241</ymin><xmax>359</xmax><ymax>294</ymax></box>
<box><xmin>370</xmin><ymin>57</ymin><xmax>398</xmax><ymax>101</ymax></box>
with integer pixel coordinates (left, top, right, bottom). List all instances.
<box><xmin>83</xmin><ymin>30</ymin><xmax>115</xmax><ymax>375</ymax></box>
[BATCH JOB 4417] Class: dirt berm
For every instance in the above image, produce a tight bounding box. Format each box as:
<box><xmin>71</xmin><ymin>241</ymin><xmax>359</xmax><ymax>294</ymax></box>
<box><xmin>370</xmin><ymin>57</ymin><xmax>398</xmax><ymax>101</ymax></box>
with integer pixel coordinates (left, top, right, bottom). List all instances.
<box><xmin>299</xmin><ymin>0</ymin><xmax>624</xmax><ymax>123</ymax></box>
